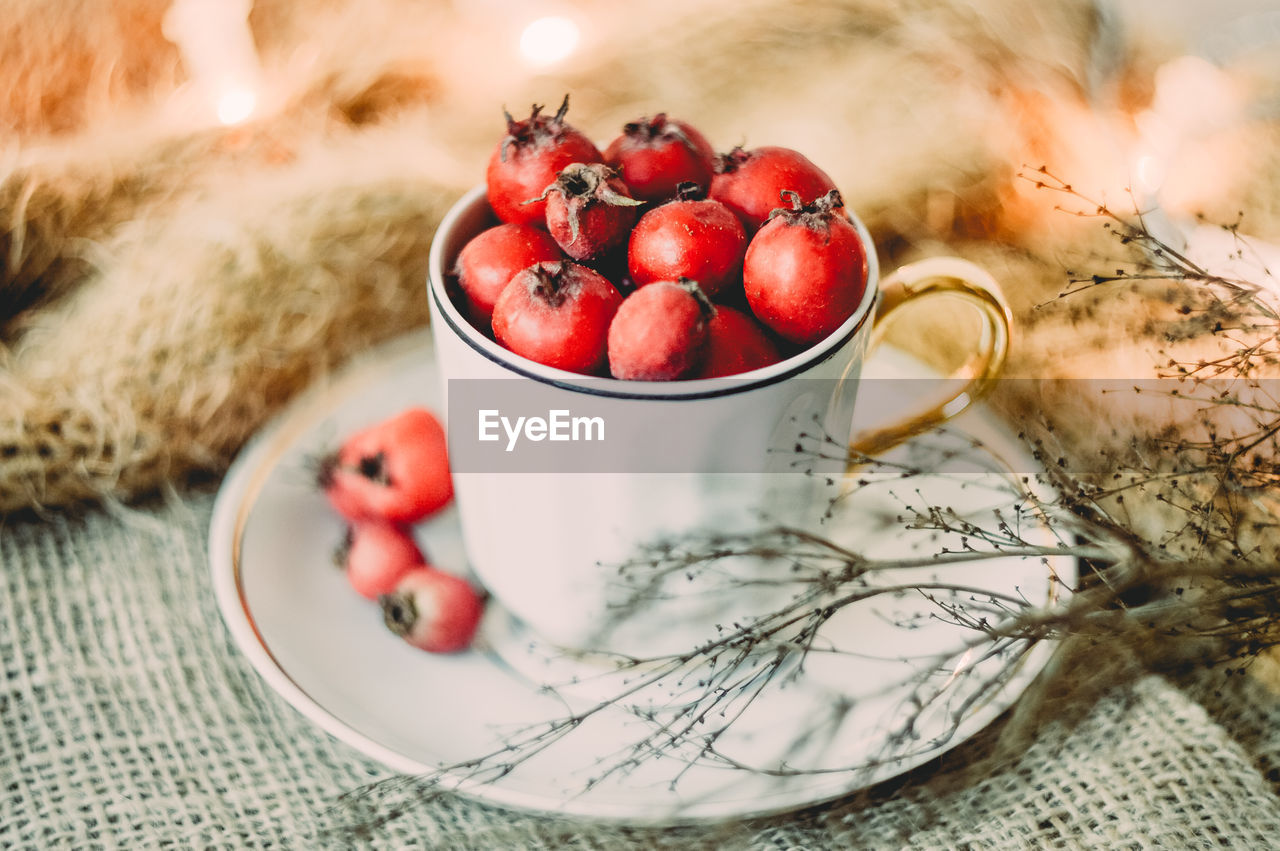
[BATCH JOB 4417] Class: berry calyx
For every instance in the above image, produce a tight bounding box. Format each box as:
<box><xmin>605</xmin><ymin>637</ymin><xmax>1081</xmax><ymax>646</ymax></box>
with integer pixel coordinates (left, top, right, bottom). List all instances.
<box><xmin>765</xmin><ymin>188</ymin><xmax>845</xmax><ymax>226</ymax></box>
<box><xmin>497</xmin><ymin>96</ymin><xmax>570</xmax><ymax>159</ymax></box>
<box><xmin>533</xmin><ymin>162</ymin><xmax>643</xmax><ymax>261</ymax></box>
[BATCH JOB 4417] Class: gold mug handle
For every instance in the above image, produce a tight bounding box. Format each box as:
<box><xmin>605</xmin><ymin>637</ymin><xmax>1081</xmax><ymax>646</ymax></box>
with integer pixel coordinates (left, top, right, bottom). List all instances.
<box><xmin>847</xmin><ymin>256</ymin><xmax>1012</xmax><ymax>459</ymax></box>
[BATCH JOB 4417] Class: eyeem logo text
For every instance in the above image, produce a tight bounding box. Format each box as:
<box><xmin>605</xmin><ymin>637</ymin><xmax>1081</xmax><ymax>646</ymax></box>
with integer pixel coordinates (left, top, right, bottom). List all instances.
<box><xmin>478</xmin><ymin>409</ymin><xmax>605</xmax><ymax>452</ymax></box>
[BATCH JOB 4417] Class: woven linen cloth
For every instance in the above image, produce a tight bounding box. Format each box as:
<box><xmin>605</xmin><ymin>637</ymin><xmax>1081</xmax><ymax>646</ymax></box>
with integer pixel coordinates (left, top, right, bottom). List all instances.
<box><xmin>3</xmin><ymin>490</ymin><xmax>1280</xmax><ymax>850</ymax></box>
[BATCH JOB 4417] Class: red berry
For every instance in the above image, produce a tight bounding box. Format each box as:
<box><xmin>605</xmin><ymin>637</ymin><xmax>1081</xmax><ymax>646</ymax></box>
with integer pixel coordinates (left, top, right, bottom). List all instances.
<box><xmin>337</xmin><ymin>523</ymin><xmax>426</xmax><ymax>601</ymax></box>
<box><xmin>692</xmin><ymin>305</ymin><xmax>782</xmax><ymax>378</ymax></box>
<box><xmin>380</xmin><ymin>567</ymin><xmax>485</xmax><ymax>653</ymax></box>
<box><xmin>627</xmin><ymin>187</ymin><xmax>747</xmax><ymax>299</ymax></box>
<box><xmin>743</xmin><ymin>190</ymin><xmax>868</xmax><ymax>346</ymax></box>
<box><xmin>608</xmin><ymin>279</ymin><xmax>713</xmax><ymax>380</ymax></box>
<box><xmin>492</xmin><ymin>260</ymin><xmax>623</xmax><ymax>374</ymax></box>
<box><xmin>318</xmin><ymin>407</ymin><xmax>453</xmax><ymax>524</ymax></box>
<box><xmin>485</xmin><ymin>95</ymin><xmax>603</xmax><ymax>226</ymax></box>
<box><xmin>536</xmin><ymin>163</ymin><xmax>643</xmax><ymax>261</ymax></box>
<box><xmin>710</xmin><ymin>146</ymin><xmax>839</xmax><ymax>234</ymax></box>
<box><xmin>604</xmin><ymin>114</ymin><xmax>717</xmax><ymax>202</ymax></box>
<box><xmin>454</xmin><ymin>223</ymin><xmax>563</xmax><ymax>325</ymax></box>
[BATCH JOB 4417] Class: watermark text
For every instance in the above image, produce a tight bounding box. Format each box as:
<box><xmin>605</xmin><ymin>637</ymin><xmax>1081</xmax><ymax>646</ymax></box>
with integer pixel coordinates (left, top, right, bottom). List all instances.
<box><xmin>478</xmin><ymin>409</ymin><xmax>605</xmax><ymax>452</ymax></box>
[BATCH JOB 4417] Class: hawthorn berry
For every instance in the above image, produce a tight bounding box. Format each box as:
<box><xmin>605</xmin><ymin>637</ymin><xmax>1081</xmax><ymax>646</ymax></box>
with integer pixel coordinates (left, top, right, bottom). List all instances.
<box><xmin>692</xmin><ymin>305</ymin><xmax>782</xmax><ymax>378</ymax></box>
<box><xmin>492</xmin><ymin>260</ymin><xmax>623</xmax><ymax>375</ymax></box>
<box><xmin>337</xmin><ymin>523</ymin><xmax>427</xmax><ymax>601</ymax></box>
<box><xmin>742</xmin><ymin>190</ymin><xmax>868</xmax><ymax>346</ymax></box>
<box><xmin>454</xmin><ymin>223</ymin><xmax>563</xmax><ymax>325</ymax></box>
<box><xmin>318</xmin><ymin>407</ymin><xmax>453</xmax><ymax>524</ymax></box>
<box><xmin>608</xmin><ymin>278</ymin><xmax>713</xmax><ymax>380</ymax></box>
<box><xmin>380</xmin><ymin>567</ymin><xmax>485</xmax><ymax>653</ymax></box>
<box><xmin>627</xmin><ymin>185</ymin><xmax>746</xmax><ymax>299</ymax></box>
<box><xmin>534</xmin><ymin>162</ymin><xmax>642</xmax><ymax>261</ymax></box>
<box><xmin>710</xmin><ymin>145</ymin><xmax>839</xmax><ymax>234</ymax></box>
<box><xmin>485</xmin><ymin>95</ymin><xmax>602</xmax><ymax>226</ymax></box>
<box><xmin>604</xmin><ymin>114</ymin><xmax>717</xmax><ymax>202</ymax></box>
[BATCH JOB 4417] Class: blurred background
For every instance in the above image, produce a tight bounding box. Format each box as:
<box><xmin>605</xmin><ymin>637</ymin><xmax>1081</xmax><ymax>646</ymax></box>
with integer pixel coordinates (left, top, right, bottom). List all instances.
<box><xmin>0</xmin><ymin>0</ymin><xmax>1277</xmax><ymax>511</ymax></box>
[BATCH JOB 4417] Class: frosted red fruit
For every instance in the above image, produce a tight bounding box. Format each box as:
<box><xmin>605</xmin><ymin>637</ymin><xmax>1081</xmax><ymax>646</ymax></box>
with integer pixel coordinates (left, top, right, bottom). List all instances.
<box><xmin>743</xmin><ymin>190</ymin><xmax>868</xmax><ymax>346</ymax></box>
<box><xmin>338</xmin><ymin>523</ymin><xmax>427</xmax><ymax>601</ymax></box>
<box><xmin>492</xmin><ymin>260</ymin><xmax>623</xmax><ymax>375</ymax></box>
<box><xmin>485</xmin><ymin>95</ymin><xmax>603</xmax><ymax>226</ymax></box>
<box><xmin>381</xmin><ymin>567</ymin><xmax>485</xmax><ymax>653</ymax></box>
<box><xmin>604</xmin><ymin>114</ymin><xmax>717</xmax><ymax>202</ymax></box>
<box><xmin>454</xmin><ymin>223</ymin><xmax>563</xmax><ymax>324</ymax></box>
<box><xmin>536</xmin><ymin>162</ymin><xmax>642</xmax><ymax>261</ymax></box>
<box><xmin>710</xmin><ymin>145</ymin><xmax>839</xmax><ymax>234</ymax></box>
<box><xmin>318</xmin><ymin>407</ymin><xmax>453</xmax><ymax>524</ymax></box>
<box><xmin>627</xmin><ymin>186</ymin><xmax>747</xmax><ymax>299</ymax></box>
<box><xmin>608</xmin><ymin>279</ymin><xmax>713</xmax><ymax>380</ymax></box>
<box><xmin>692</xmin><ymin>305</ymin><xmax>783</xmax><ymax>378</ymax></box>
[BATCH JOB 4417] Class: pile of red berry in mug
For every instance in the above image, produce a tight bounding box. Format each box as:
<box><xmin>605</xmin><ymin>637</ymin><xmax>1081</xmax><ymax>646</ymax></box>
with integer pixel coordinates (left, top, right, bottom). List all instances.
<box><xmin>319</xmin><ymin>97</ymin><xmax>871</xmax><ymax>657</ymax></box>
<box><xmin>455</xmin><ymin>95</ymin><xmax>869</xmax><ymax>379</ymax></box>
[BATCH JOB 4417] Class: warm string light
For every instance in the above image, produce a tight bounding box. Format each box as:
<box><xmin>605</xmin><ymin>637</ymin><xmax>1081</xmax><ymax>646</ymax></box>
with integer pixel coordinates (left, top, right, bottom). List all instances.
<box><xmin>1131</xmin><ymin>55</ymin><xmax>1243</xmax><ymax>202</ymax></box>
<box><xmin>518</xmin><ymin>15</ymin><xmax>581</xmax><ymax>67</ymax></box>
<box><xmin>1129</xmin><ymin>54</ymin><xmax>1279</xmax><ymax>290</ymax></box>
<box><xmin>163</xmin><ymin>0</ymin><xmax>262</xmax><ymax>126</ymax></box>
<box><xmin>433</xmin><ymin>4</ymin><xmax>583</xmax><ymax>109</ymax></box>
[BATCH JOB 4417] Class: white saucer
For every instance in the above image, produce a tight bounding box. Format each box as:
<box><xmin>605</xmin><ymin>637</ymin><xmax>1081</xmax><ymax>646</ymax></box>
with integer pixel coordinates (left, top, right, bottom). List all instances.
<box><xmin>208</xmin><ymin>329</ymin><xmax>1073</xmax><ymax>824</ymax></box>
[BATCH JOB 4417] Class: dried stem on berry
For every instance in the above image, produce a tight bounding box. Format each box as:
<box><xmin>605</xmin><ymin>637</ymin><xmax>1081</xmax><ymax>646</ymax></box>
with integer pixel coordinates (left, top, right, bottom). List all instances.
<box><xmin>333</xmin><ymin>527</ymin><xmax>354</xmax><ymax>569</ymax></box>
<box><xmin>623</xmin><ymin>112</ymin><xmax>700</xmax><ymax>149</ymax></box>
<box><xmin>622</xmin><ymin>113</ymin><xmax>669</xmax><ymax>141</ymax></box>
<box><xmin>313</xmin><ymin>451</ymin><xmax>339</xmax><ymax>489</ymax></box>
<box><xmin>674</xmin><ymin>181</ymin><xmax>706</xmax><ymax>201</ymax></box>
<box><xmin>314</xmin><ymin>449</ymin><xmax>391</xmax><ymax>488</ymax></box>
<box><xmin>551</xmin><ymin>93</ymin><xmax>570</xmax><ymax>125</ymax></box>
<box><xmin>529</xmin><ymin>163</ymin><xmax>642</xmax><ymax>208</ymax></box>
<box><xmin>676</xmin><ymin>277</ymin><xmax>716</xmax><ymax>321</ymax></box>
<box><xmin>760</xmin><ymin>189</ymin><xmax>846</xmax><ymax>241</ymax></box>
<box><xmin>769</xmin><ymin>188</ymin><xmax>843</xmax><ymax>220</ymax></box>
<box><xmin>713</xmin><ymin>145</ymin><xmax>751</xmax><ymax>174</ymax></box>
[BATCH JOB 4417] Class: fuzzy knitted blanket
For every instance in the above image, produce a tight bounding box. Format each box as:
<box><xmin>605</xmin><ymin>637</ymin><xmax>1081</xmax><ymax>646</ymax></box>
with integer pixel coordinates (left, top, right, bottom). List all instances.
<box><xmin>6</xmin><ymin>0</ymin><xmax>1247</xmax><ymax>512</ymax></box>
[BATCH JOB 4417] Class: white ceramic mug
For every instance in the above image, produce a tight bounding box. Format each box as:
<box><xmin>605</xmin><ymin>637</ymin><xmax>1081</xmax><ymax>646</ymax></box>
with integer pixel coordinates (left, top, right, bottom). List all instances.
<box><xmin>427</xmin><ymin>186</ymin><xmax>1010</xmax><ymax>659</ymax></box>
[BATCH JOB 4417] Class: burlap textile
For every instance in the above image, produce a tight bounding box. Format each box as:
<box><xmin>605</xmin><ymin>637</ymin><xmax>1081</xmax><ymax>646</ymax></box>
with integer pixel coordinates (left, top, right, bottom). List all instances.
<box><xmin>2</xmin><ymin>492</ymin><xmax>1279</xmax><ymax>849</ymax></box>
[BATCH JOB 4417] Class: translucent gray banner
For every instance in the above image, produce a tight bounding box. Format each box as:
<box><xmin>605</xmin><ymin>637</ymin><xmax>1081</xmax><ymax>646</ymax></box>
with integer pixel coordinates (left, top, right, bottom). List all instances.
<box><xmin>444</xmin><ymin>377</ymin><xmax>1277</xmax><ymax>474</ymax></box>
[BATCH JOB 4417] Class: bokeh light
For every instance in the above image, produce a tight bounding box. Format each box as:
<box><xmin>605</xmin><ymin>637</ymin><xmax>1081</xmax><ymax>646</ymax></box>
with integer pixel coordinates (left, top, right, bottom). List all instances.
<box><xmin>519</xmin><ymin>16</ymin><xmax>581</xmax><ymax>67</ymax></box>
